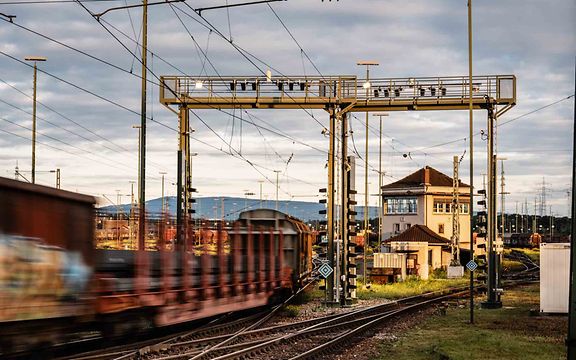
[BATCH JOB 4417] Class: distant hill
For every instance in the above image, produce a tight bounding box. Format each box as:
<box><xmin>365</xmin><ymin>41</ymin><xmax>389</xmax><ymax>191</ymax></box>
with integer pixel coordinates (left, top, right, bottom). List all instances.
<box><xmin>98</xmin><ymin>196</ymin><xmax>379</xmax><ymax>222</ymax></box>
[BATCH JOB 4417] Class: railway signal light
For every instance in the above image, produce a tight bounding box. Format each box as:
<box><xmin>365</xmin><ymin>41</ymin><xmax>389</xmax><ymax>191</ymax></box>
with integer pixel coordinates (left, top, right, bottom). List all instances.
<box><xmin>477</xmin><ymin>210</ymin><xmax>487</xmax><ymax>238</ymax></box>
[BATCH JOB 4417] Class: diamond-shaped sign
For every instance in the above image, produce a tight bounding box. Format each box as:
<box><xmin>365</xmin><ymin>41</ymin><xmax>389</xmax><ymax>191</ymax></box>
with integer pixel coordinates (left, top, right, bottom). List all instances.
<box><xmin>318</xmin><ymin>263</ymin><xmax>333</xmax><ymax>279</ymax></box>
<box><xmin>466</xmin><ymin>260</ymin><xmax>478</xmax><ymax>272</ymax></box>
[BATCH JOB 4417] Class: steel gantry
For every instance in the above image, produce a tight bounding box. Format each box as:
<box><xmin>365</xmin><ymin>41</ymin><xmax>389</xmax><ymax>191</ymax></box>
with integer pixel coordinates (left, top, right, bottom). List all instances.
<box><xmin>160</xmin><ymin>74</ymin><xmax>516</xmax><ymax>306</ymax></box>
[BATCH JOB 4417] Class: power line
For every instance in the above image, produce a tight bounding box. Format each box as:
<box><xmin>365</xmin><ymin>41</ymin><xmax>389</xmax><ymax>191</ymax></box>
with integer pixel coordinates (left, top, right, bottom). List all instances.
<box><xmin>0</xmin><ymin>0</ymin><xmax>124</xmax><ymax>4</ymax></box>
<box><xmin>72</xmin><ymin>1</ymin><xmax>326</xmax><ymax>193</ymax></box>
<box><xmin>0</xmin><ymin>50</ymin><xmax>178</xmax><ymax>134</ymax></box>
<box><xmin>0</xmin><ymin>116</ymin><xmax>146</xmax><ymax>173</ymax></box>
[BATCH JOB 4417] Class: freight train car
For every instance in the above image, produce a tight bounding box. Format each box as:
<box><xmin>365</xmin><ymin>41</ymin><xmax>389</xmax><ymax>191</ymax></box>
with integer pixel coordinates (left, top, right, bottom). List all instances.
<box><xmin>230</xmin><ymin>209</ymin><xmax>314</xmax><ymax>290</ymax></box>
<box><xmin>0</xmin><ymin>177</ymin><xmax>312</xmax><ymax>356</ymax></box>
<box><xmin>0</xmin><ymin>177</ymin><xmax>95</xmax><ymax>353</ymax></box>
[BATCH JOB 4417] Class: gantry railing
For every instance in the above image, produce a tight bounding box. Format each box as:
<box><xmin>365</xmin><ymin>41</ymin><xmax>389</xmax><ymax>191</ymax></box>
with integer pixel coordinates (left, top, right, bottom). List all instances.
<box><xmin>160</xmin><ymin>75</ymin><xmax>516</xmax><ymax>111</ymax></box>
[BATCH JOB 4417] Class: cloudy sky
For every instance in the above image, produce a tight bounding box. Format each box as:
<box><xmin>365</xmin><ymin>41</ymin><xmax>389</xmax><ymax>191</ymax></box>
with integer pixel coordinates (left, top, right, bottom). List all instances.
<box><xmin>0</xmin><ymin>0</ymin><xmax>574</xmax><ymax>215</ymax></box>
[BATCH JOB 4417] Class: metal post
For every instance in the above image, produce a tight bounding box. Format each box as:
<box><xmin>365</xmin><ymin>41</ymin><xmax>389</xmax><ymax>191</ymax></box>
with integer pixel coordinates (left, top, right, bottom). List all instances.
<box><xmin>136</xmin><ymin>0</ymin><xmax>148</xmax><ymax>295</ymax></box>
<box><xmin>116</xmin><ymin>190</ymin><xmax>121</xmax><ymax>248</ymax></box>
<box><xmin>24</xmin><ymin>57</ymin><xmax>47</xmax><ymax>183</ymax></box>
<box><xmin>132</xmin><ymin>125</ymin><xmax>141</xmax><ymax>203</ymax></box>
<box><xmin>327</xmin><ymin>107</ymin><xmax>336</xmax><ymax>303</ymax></box>
<box><xmin>31</xmin><ymin>62</ymin><xmax>37</xmax><ymax>184</ymax></box>
<box><xmin>340</xmin><ymin>111</ymin><xmax>349</xmax><ymax>304</ymax></box>
<box><xmin>160</xmin><ymin>172</ymin><xmax>166</xmax><ymax>215</ymax></box>
<box><xmin>467</xmin><ymin>0</ymin><xmax>475</xmax><ymax>324</ymax></box>
<box><xmin>499</xmin><ymin>159</ymin><xmax>509</xmax><ymax>243</ymax></box>
<box><xmin>56</xmin><ymin>168</ymin><xmax>60</xmax><ymax>189</ymax></box>
<box><xmin>274</xmin><ymin>170</ymin><xmax>281</xmax><ymax>211</ymax></box>
<box><xmin>259</xmin><ymin>180</ymin><xmax>264</xmax><ymax>208</ymax></box>
<box><xmin>451</xmin><ymin>155</ymin><xmax>461</xmax><ymax>265</ymax></box>
<box><xmin>482</xmin><ymin>104</ymin><xmax>502</xmax><ymax>309</ymax></box>
<box><xmin>567</xmin><ymin>57</ymin><xmax>576</xmax><ymax>359</ymax></box>
<box><xmin>373</xmin><ymin>113</ymin><xmax>388</xmax><ymax>248</ymax></box>
<box><xmin>357</xmin><ymin>62</ymin><xmax>378</xmax><ymax>288</ymax></box>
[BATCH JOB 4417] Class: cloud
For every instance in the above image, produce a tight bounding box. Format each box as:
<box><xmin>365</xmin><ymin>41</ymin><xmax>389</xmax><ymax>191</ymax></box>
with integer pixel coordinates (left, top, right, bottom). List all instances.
<box><xmin>0</xmin><ymin>0</ymin><xmax>574</xmax><ymax>214</ymax></box>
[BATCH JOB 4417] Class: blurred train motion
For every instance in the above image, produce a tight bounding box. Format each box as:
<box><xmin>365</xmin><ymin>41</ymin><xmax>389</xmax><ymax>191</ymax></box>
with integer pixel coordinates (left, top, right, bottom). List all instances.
<box><xmin>0</xmin><ymin>177</ymin><xmax>314</xmax><ymax>355</ymax></box>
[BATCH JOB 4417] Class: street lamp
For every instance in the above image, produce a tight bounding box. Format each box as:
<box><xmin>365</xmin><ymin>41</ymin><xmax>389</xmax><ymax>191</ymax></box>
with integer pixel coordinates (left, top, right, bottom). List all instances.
<box><xmin>357</xmin><ymin>60</ymin><xmax>378</xmax><ymax>286</ymax></box>
<box><xmin>25</xmin><ymin>56</ymin><xmax>47</xmax><ymax>184</ymax></box>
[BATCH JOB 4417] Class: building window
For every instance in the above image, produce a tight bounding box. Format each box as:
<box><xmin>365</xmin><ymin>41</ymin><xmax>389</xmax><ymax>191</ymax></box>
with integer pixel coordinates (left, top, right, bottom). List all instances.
<box><xmin>405</xmin><ymin>223</ymin><xmax>411</xmax><ymax>230</ymax></box>
<box><xmin>393</xmin><ymin>223</ymin><xmax>400</xmax><ymax>233</ymax></box>
<box><xmin>438</xmin><ymin>224</ymin><xmax>444</xmax><ymax>234</ymax></box>
<box><xmin>434</xmin><ymin>199</ymin><xmax>469</xmax><ymax>214</ymax></box>
<box><xmin>384</xmin><ymin>197</ymin><xmax>418</xmax><ymax>214</ymax></box>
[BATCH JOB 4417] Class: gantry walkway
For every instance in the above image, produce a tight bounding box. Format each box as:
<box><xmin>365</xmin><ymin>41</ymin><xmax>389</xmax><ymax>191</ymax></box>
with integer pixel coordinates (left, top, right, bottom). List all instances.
<box><xmin>160</xmin><ymin>74</ymin><xmax>516</xmax><ymax>112</ymax></box>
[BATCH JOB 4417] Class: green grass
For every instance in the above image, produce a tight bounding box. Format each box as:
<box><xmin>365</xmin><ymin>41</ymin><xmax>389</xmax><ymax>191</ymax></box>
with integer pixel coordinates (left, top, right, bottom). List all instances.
<box><xmin>370</xmin><ymin>284</ymin><xmax>567</xmax><ymax>360</ymax></box>
<box><xmin>502</xmin><ymin>259</ymin><xmax>526</xmax><ymax>272</ymax></box>
<box><xmin>512</xmin><ymin>247</ymin><xmax>540</xmax><ymax>263</ymax></box>
<box><xmin>357</xmin><ymin>277</ymin><xmax>469</xmax><ymax>300</ymax></box>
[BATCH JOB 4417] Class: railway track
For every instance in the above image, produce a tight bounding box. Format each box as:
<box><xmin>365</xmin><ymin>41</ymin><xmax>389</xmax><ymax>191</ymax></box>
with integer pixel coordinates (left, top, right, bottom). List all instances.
<box><xmin>52</xmin><ymin>311</ymin><xmax>264</xmax><ymax>360</ymax></box>
<box><xmin>54</xmin><ymin>272</ymin><xmax>534</xmax><ymax>360</ymax></box>
<box><xmin>125</xmin><ymin>287</ymin><xmax>469</xmax><ymax>360</ymax></box>
<box><xmin>504</xmin><ymin>249</ymin><xmax>540</xmax><ymax>281</ymax></box>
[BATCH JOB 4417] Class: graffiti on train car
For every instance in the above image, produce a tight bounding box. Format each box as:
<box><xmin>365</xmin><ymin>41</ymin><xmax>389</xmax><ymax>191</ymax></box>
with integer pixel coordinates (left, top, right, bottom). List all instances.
<box><xmin>0</xmin><ymin>234</ymin><xmax>91</xmax><ymax>321</ymax></box>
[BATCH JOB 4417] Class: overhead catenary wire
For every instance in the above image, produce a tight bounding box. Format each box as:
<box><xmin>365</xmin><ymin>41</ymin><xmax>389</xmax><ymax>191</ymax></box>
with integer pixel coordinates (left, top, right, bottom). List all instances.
<box><xmin>73</xmin><ymin>0</ymin><xmax>324</xmax><ymax>193</ymax></box>
<box><xmin>0</xmin><ymin>124</ymin><xmax>151</xmax><ymax>175</ymax></box>
<box><xmin>0</xmin><ymin>10</ymin><xmax>348</xmax><ymax>164</ymax></box>
<box><xmin>0</xmin><ymin>21</ymin><xmax>324</xmax><ymax>191</ymax></box>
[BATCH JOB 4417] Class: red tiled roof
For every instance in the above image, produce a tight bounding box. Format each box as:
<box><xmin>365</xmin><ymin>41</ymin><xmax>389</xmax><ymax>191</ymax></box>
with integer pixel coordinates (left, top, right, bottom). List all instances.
<box><xmin>383</xmin><ymin>224</ymin><xmax>451</xmax><ymax>245</ymax></box>
<box><xmin>381</xmin><ymin>166</ymin><xmax>469</xmax><ymax>189</ymax></box>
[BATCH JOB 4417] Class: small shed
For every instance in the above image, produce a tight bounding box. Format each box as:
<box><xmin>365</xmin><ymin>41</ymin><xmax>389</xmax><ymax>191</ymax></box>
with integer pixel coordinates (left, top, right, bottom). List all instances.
<box><xmin>382</xmin><ymin>224</ymin><xmax>451</xmax><ymax>280</ymax></box>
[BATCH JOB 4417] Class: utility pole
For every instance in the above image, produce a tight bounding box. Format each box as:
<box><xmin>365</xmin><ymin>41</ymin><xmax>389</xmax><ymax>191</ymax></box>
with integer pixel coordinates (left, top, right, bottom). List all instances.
<box><xmin>525</xmin><ymin>198</ymin><xmax>529</xmax><ymax>233</ymax></box>
<box><xmin>467</xmin><ymin>0</ymin><xmax>475</xmax><ymax>324</ymax></box>
<box><xmin>326</xmin><ymin>108</ymin><xmax>336</xmax><ymax>304</ymax></box>
<box><xmin>116</xmin><ymin>189</ymin><xmax>122</xmax><ymax>248</ymax></box>
<box><xmin>258</xmin><ymin>180</ymin><xmax>264</xmax><ymax>208</ymax></box>
<box><xmin>136</xmin><ymin>0</ymin><xmax>148</xmax><ymax>294</ymax></box>
<box><xmin>160</xmin><ymin>172</ymin><xmax>167</xmax><ymax>215</ymax></box>
<box><xmin>50</xmin><ymin>168</ymin><xmax>61</xmax><ymax>189</ymax></box>
<box><xmin>274</xmin><ymin>170</ymin><xmax>281</xmax><ymax>211</ymax></box>
<box><xmin>549</xmin><ymin>205</ymin><xmax>553</xmax><ymax>241</ymax></box>
<box><xmin>499</xmin><ymin>158</ymin><xmax>509</xmax><ymax>243</ymax></box>
<box><xmin>567</xmin><ymin>57</ymin><xmax>576</xmax><ymax>359</ymax></box>
<box><xmin>357</xmin><ymin>60</ymin><xmax>379</xmax><ymax>289</ymax></box>
<box><xmin>55</xmin><ymin>168</ymin><xmax>60</xmax><ymax>189</ymax></box>
<box><xmin>373</xmin><ymin>113</ymin><xmax>388</xmax><ymax>248</ymax></box>
<box><xmin>533</xmin><ymin>198</ymin><xmax>538</xmax><ymax>233</ymax></box>
<box><xmin>515</xmin><ymin>201</ymin><xmax>519</xmax><ymax>234</ymax></box>
<box><xmin>451</xmin><ymin>155</ymin><xmax>461</xmax><ymax>265</ymax></box>
<box><xmin>24</xmin><ymin>56</ymin><xmax>46</xmax><ymax>184</ymax></box>
<box><xmin>481</xmin><ymin>99</ymin><xmax>501</xmax><ymax>309</ymax></box>
<box><xmin>129</xmin><ymin>180</ymin><xmax>136</xmax><ymax>249</ymax></box>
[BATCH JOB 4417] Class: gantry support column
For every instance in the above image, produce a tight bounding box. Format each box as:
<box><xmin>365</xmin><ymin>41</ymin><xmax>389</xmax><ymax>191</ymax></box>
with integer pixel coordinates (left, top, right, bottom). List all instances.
<box><xmin>326</xmin><ymin>107</ymin><xmax>336</xmax><ymax>303</ymax></box>
<box><xmin>177</xmin><ymin>105</ymin><xmax>190</xmax><ymax>246</ymax></box>
<box><xmin>482</xmin><ymin>101</ymin><xmax>502</xmax><ymax>309</ymax></box>
<box><xmin>339</xmin><ymin>111</ymin><xmax>349</xmax><ymax>305</ymax></box>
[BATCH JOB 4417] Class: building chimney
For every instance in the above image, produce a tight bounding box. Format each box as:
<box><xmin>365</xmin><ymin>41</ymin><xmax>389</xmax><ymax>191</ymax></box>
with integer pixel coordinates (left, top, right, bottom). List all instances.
<box><xmin>424</xmin><ymin>167</ymin><xmax>430</xmax><ymax>185</ymax></box>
